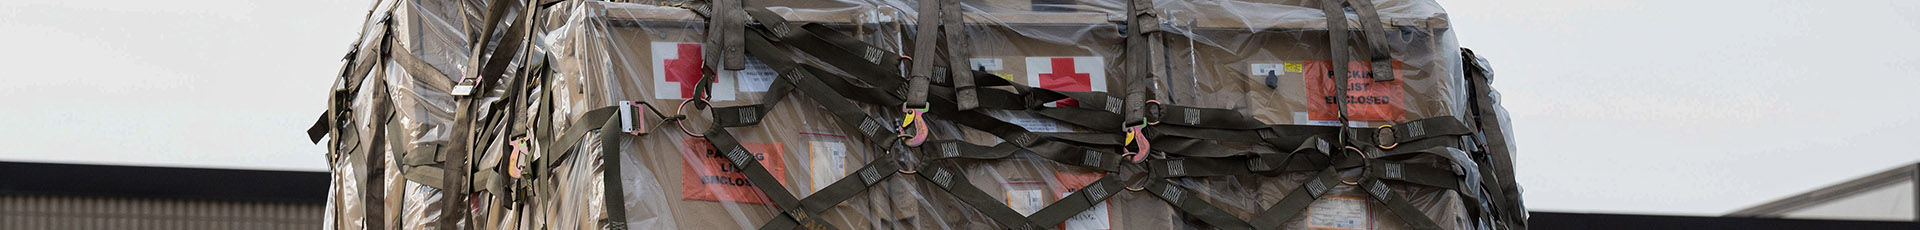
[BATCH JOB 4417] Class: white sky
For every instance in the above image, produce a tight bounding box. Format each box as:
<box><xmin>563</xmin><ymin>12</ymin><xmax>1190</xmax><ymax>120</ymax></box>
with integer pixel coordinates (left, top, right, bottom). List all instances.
<box><xmin>1</xmin><ymin>0</ymin><xmax>1916</xmax><ymax>216</ymax></box>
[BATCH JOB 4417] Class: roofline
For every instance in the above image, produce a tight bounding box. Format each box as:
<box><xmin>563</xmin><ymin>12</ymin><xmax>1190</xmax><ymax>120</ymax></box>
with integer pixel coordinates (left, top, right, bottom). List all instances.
<box><xmin>0</xmin><ymin>161</ymin><xmax>330</xmax><ymax>203</ymax></box>
<box><xmin>1537</xmin><ymin>212</ymin><xmax>1919</xmax><ymax>229</ymax></box>
<box><xmin>1725</xmin><ymin>162</ymin><xmax>1919</xmax><ymax>218</ymax></box>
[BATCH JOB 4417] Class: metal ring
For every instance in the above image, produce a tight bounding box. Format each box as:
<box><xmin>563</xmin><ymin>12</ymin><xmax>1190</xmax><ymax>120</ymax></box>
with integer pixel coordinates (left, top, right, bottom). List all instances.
<box><xmin>1143</xmin><ymin>100</ymin><xmax>1163</xmax><ymax>125</ymax></box>
<box><xmin>1375</xmin><ymin>124</ymin><xmax>1398</xmax><ymax>150</ymax></box>
<box><xmin>1341</xmin><ymin>146</ymin><xmax>1368</xmax><ymax>185</ymax></box>
<box><xmin>675</xmin><ymin>98</ymin><xmax>709</xmax><ymax>137</ymax></box>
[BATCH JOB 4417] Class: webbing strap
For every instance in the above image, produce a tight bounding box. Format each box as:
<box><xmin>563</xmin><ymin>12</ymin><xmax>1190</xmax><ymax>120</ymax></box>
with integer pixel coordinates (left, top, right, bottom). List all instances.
<box><xmin>309</xmin><ymin>113</ymin><xmax>331</xmax><ymax>144</ymax></box>
<box><xmin>598</xmin><ymin>113</ymin><xmax>630</xmax><ymax>230</ymax></box>
<box><xmin>1150</xmin><ymin>105</ymin><xmax>1269</xmax><ymax>130</ymax></box>
<box><xmin>703</xmin><ymin>127</ymin><xmax>842</xmax><ymax>230</ymax></box>
<box><xmin>913</xmin><ymin>165</ymin><xmax>1038</xmax><ymax>229</ymax></box>
<box><xmin>1121</xmin><ymin>0</ymin><xmax>1156</xmax><ymax>127</ymax></box>
<box><xmin>924</xmin><ymin>90</ymin><xmax>1125</xmax><ymax>172</ymax></box>
<box><xmin>1249</xmin><ymin>168</ymin><xmax>1340</xmax><ymax>230</ymax></box>
<box><xmin>706</xmin><ymin>0</ymin><xmax>745</xmax><ymax>71</ymax></box>
<box><xmin>904</xmin><ymin>0</ymin><xmax>940</xmax><ymax>109</ymax></box>
<box><xmin>1359</xmin><ymin>179</ymin><xmax>1444</xmax><ymax>230</ymax></box>
<box><xmin>1321</xmin><ymin>0</ymin><xmax>1357</xmax><ymax>145</ymax></box>
<box><xmin>940</xmin><ymin>0</ymin><xmax>978</xmax><ymax>110</ymax></box>
<box><xmin>756</xmin><ymin>156</ymin><xmax>900</xmax><ymax>230</ymax></box>
<box><xmin>1345</xmin><ymin>0</ymin><xmax>1397</xmax><ymax>82</ymax></box>
<box><xmin>710</xmin><ymin>71</ymin><xmax>794</xmax><ymax>127</ymax></box>
<box><xmin>742</xmin><ymin>28</ymin><xmax>900</xmax><ymax>144</ymax></box>
<box><xmin>1464</xmin><ymin>48</ymin><xmax>1526</xmax><ymax>229</ymax></box>
<box><xmin>918</xmin><ymin>141</ymin><xmax>1023</xmax><ymax>161</ymax></box>
<box><xmin>1142</xmin><ymin>179</ymin><xmax>1251</xmax><ymax>229</ymax></box>
<box><xmin>1026</xmin><ymin>174</ymin><xmax>1126</xmax><ymax>228</ymax></box>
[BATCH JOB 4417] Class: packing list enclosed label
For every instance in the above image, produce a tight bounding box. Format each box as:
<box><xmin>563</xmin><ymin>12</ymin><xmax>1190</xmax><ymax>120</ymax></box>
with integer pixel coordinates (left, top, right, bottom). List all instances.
<box><xmin>679</xmin><ymin>138</ymin><xmax>787</xmax><ymax>204</ymax></box>
<box><xmin>1304</xmin><ymin>60</ymin><xmax>1406</xmax><ymax>122</ymax></box>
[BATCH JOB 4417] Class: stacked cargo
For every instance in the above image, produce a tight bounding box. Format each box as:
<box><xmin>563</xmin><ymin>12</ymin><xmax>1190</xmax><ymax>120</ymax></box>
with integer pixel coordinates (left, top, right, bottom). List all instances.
<box><xmin>314</xmin><ymin>0</ymin><xmax>1524</xmax><ymax>229</ymax></box>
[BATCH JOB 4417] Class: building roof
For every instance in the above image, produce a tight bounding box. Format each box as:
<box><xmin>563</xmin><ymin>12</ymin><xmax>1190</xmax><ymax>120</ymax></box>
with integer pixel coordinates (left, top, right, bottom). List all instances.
<box><xmin>1725</xmin><ymin>162</ymin><xmax>1919</xmax><ymax>220</ymax></box>
<box><xmin>0</xmin><ymin>161</ymin><xmax>329</xmax><ymax>203</ymax></box>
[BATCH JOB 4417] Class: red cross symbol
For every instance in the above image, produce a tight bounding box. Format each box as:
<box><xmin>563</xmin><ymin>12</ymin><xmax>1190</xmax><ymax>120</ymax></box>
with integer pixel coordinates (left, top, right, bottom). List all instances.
<box><xmin>1038</xmin><ymin>57</ymin><xmax>1091</xmax><ymax>107</ymax></box>
<box><xmin>663</xmin><ymin>43</ymin><xmax>710</xmax><ymax>99</ymax></box>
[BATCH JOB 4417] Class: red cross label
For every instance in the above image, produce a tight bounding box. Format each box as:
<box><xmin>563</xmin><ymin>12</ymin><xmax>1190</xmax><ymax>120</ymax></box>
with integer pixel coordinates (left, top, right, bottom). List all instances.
<box><xmin>1025</xmin><ymin>56</ymin><xmax>1106</xmax><ymax>107</ymax></box>
<box><xmin>652</xmin><ymin>42</ymin><xmax>736</xmax><ymax>101</ymax></box>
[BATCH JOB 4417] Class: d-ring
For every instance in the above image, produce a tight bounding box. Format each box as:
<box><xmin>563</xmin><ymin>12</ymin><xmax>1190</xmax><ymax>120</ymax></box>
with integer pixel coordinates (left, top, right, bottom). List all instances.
<box><xmin>1143</xmin><ymin>100</ymin><xmax>1163</xmax><ymax>125</ymax></box>
<box><xmin>1375</xmin><ymin>124</ymin><xmax>1398</xmax><ymax>150</ymax></box>
<box><xmin>1341</xmin><ymin>146</ymin><xmax>1369</xmax><ymax>185</ymax></box>
<box><xmin>676</xmin><ymin>98</ymin><xmax>710</xmax><ymax>137</ymax></box>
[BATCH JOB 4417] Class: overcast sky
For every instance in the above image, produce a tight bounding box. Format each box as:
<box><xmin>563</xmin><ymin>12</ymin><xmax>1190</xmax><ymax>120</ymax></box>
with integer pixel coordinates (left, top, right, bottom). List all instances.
<box><xmin>2</xmin><ymin>0</ymin><xmax>1917</xmax><ymax>216</ymax></box>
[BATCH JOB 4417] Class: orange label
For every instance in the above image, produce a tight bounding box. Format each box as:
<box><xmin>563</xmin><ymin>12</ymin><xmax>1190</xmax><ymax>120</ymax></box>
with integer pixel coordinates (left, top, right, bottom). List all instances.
<box><xmin>1304</xmin><ymin>60</ymin><xmax>1406</xmax><ymax>122</ymax></box>
<box><xmin>680</xmin><ymin>138</ymin><xmax>787</xmax><ymax>204</ymax></box>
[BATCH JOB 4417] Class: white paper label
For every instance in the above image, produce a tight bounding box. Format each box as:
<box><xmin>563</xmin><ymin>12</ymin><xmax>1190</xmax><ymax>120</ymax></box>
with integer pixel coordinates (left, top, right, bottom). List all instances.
<box><xmin>1008</xmin><ymin>189</ymin><xmax>1046</xmax><ymax>216</ymax></box>
<box><xmin>970</xmin><ymin>58</ymin><xmax>1005</xmax><ymax>71</ymax></box>
<box><xmin>1061</xmin><ymin>192</ymin><xmax>1111</xmax><ymax>230</ymax></box>
<box><xmin>737</xmin><ymin>57</ymin><xmax>778</xmax><ymax>92</ymax></box>
<box><xmin>1307</xmin><ymin>196</ymin><xmax>1369</xmax><ymax>230</ymax></box>
<box><xmin>1009</xmin><ymin>117</ymin><xmax>1066</xmax><ymax>133</ymax></box>
<box><xmin>1294</xmin><ymin>112</ymin><xmax>1371</xmax><ymax>128</ymax></box>
<box><xmin>1251</xmin><ymin>63</ymin><xmax>1287</xmax><ymax>76</ymax></box>
<box><xmin>807</xmin><ymin>141</ymin><xmax>849</xmax><ymax>193</ymax></box>
<box><xmin>652</xmin><ymin>42</ymin><xmax>737</xmax><ymax>101</ymax></box>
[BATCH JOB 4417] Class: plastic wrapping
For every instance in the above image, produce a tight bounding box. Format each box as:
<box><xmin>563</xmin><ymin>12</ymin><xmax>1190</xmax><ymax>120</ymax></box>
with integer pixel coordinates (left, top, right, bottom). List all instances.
<box><xmin>541</xmin><ymin>1</ymin><xmax>903</xmax><ymax>229</ymax></box>
<box><xmin>1155</xmin><ymin>0</ymin><xmax>1463</xmax><ymax>127</ymax></box>
<box><xmin>321</xmin><ymin>0</ymin><xmax>1511</xmax><ymax>229</ymax></box>
<box><xmin>1149</xmin><ymin>0</ymin><xmax>1476</xmax><ymax>229</ymax></box>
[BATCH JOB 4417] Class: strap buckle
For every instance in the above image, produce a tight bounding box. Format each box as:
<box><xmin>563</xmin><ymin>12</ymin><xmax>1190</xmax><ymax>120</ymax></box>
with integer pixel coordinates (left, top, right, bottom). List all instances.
<box><xmin>619</xmin><ymin>101</ymin><xmax>672</xmax><ymax>136</ymax></box>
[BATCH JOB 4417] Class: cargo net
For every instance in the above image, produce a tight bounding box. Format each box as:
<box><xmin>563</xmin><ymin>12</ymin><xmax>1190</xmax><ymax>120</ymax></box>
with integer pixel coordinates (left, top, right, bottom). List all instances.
<box><xmin>313</xmin><ymin>0</ymin><xmax>1526</xmax><ymax>230</ymax></box>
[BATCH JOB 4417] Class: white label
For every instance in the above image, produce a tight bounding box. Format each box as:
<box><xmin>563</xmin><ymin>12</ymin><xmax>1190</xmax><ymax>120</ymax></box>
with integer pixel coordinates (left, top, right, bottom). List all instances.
<box><xmin>807</xmin><ymin>141</ymin><xmax>849</xmax><ymax>193</ymax></box>
<box><xmin>1008</xmin><ymin>189</ymin><xmax>1046</xmax><ymax>216</ymax></box>
<box><xmin>1009</xmin><ymin>117</ymin><xmax>1066</xmax><ymax>133</ymax></box>
<box><xmin>1061</xmin><ymin>192</ymin><xmax>1111</xmax><ymax>230</ymax></box>
<box><xmin>736</xmin><ymin>57</ymin><xmax>778</xmax><ymax>92</ymax></box>
<box><xmin>651</xmin><ymin>42</ymin><xmax>737</xmax><ymax>101</ymax></box>
<box><xmin>1294</xmin><ymin>112</ymin><xmax>1371</xmax><ymax>128</ymax></box>
<box><xmin>1251</xmin><ymin>63</ymin><xmax>1287</xmax><ymax>76</ymax></box>
<box><xmin>969</xmin><ymin>58</ymin><xmax>1005</xmax><ymax>71</ymax></box>
<box><xmin>1307</xmin><ymin>196</ymin><xmax>1369</xmax><ymax>230</ymax></box>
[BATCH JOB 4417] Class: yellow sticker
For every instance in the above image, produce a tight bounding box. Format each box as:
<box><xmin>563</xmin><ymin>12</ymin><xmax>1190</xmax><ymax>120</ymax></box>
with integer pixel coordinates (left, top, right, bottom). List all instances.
<box><xmin>994</xmin><ymin>73</ymin><xmax>1017</xmax><ymax>81</ymax></box>
<box><xmin>1284</xmin><ymin>62</ymin><xmax>1305</xmax><ymax>73</ymax></box>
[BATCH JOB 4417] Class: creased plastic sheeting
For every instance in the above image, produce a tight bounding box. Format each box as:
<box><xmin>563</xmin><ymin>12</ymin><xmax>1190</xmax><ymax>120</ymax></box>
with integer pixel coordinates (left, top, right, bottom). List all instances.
<box><xmin>1156</xmin><ymin>0</ymin><xmax>1464</xmax><ymax>126</ymax></box>
<box><xmin>1147</xmin><ymin>0</ymin><xmax>1476</xmax><ymax>229</ymax></box>
<box><xmin>541</xmin><ymin>1</ymin><xmax>901</xmax><ymax>229</ymax></box>
<box><xmin>326</xmin><ymin>156</ymin><xmax>364</xmax><ymax>229</ymax></box>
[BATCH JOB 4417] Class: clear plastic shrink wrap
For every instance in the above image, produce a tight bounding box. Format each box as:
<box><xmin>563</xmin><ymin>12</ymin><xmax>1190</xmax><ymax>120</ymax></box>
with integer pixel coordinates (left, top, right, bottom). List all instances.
<box><xmin>540</xmin><ymin>1</ymin><xmax>905</xmax><ymax>229</ymax></box>
<box><xmin>317</xmin><ymin>0</ymin><xmax>1519</xmax><ymax>229</ymax></box>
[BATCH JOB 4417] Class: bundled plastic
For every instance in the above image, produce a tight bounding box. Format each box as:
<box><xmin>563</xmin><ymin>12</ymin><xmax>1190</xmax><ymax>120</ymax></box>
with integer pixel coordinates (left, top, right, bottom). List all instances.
<box><xmin>315</xmin><ymin>0</ymin><xmax>1526</xmax><ymax>229</ymax></box>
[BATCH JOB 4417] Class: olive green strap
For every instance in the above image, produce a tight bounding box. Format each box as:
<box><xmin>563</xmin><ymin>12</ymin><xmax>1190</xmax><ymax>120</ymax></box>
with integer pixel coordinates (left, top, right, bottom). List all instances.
<box><xmin>1142</xmin><ymin>179</ymin><xmax>1251</xmax><ymax>229</ymax></box>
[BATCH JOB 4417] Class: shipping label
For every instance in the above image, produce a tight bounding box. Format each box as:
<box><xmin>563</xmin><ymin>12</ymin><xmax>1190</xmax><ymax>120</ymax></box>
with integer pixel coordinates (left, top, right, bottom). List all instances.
<box><xmin>1303</xmin><ymin>60</ymin><xmax>1405</xmax><ymax>122</ymax></box>
<box><xmin>806</xmin><ymin>141</ymin><xmax>849</xmax><ymax>194</ymax></box>
<box><xmin>679</xmin><ymin>138</ymin><xmax>786</xmax><ymax>204</ymax></box>
<box><xmin>1307</xmin><ymin>196</ymin><xmax>1370</xmax><ymax>230</ymax></box>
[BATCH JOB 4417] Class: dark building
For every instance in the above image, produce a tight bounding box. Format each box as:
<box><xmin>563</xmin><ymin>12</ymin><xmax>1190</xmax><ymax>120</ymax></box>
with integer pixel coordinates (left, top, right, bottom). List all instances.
<box><xmin>0</xmin><ymin>161</ymin><xmax>328</xmax><ymax>229</ymax></box>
